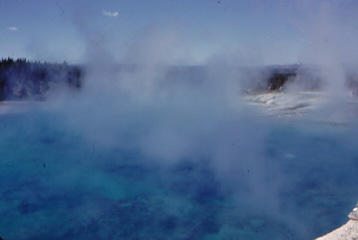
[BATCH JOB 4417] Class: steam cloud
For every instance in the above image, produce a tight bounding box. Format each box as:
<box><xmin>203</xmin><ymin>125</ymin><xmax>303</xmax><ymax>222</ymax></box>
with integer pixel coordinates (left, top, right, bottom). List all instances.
<box><xmin>2</xmin><ymin>1</ymin><xmax>358</xmax><ymax>239</ymax></box>
<box><xmin>41</xmin><ymin>1</ymin><xmax>358</xmax><ymax>237</ymax></box>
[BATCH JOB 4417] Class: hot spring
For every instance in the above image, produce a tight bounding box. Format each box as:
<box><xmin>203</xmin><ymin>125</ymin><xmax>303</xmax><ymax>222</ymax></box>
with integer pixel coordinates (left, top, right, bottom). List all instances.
<box><xmin>1</xmin><ymin>63</ymin><xmax>358</xmax><ymax>240</ymax></box>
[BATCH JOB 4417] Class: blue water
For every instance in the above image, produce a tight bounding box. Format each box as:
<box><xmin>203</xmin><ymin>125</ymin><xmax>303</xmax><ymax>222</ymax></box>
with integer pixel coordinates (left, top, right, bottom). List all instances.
<box><xmin>1</xmin><ymin>108</ymin><xmax>358</xmax><ymax>240</ymax></box>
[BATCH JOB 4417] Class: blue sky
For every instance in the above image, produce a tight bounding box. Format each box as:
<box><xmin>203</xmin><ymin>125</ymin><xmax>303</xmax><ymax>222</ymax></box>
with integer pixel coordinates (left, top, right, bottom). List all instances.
<box><xmin>1</xmin><ymin>0</ymin><xmax>357</xmax><ymax>65</ymax></box>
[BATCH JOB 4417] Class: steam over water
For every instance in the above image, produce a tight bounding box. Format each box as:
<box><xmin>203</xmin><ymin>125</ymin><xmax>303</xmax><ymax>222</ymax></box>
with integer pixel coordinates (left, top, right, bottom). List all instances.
<box><xmin>2</xmin><ymin>1</ymin><xmax>358</xmax><ymax>239</ymax></box>
<box><xmin>1</xmin><ymin>62</ymin><xmax>358</xmax><ymax>240</ymax></box>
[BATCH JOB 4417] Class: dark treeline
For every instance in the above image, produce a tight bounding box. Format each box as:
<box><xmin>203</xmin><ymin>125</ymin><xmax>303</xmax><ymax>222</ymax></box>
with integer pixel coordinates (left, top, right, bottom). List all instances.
<box><xmin>267</xmin><ymin>68</ymin><xmax>297</xmax><ymax>91</ymax></box>
<box><xmin>0</xmin><ymin>58</ymin><xmax>83</xmax><ymax>101</ymax></box>
<box><xmin>3</xmin><ymin>58</ymin><xmax>356</xmax><ymax>101</ymax></box>
<box><xmin>248</xmin><ymin>65</ymin><xmax>358</xmax><ymax>93</ymax></box>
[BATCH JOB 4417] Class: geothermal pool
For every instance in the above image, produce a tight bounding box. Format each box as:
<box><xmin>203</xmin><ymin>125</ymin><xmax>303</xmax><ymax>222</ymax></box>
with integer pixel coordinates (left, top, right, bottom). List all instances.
<box><xmin>1</xmin><ymin>92</ymin><xmax>358</xmax><ymax>240</ymax></box>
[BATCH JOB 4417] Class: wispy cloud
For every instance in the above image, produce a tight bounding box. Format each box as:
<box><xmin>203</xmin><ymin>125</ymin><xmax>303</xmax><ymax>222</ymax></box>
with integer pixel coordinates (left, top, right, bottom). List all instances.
<box><xmin>102</xmin><ymin>10</ymin><xmax>118</xmax><ymax>17</ymax></box>
<box><xmin>8</xmin><ymin>27</ymin><xmax>18</xmax><ymax>31</ymax></box>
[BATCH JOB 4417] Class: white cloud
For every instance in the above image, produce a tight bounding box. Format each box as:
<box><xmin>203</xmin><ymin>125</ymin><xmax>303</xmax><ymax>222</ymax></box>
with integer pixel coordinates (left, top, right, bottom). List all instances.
<box><xmin>8</xmin><ymin>27</ymin><xmax>18</xmax><ymax>31</ymax></box>
<box><xmin>102</xmin><ymin>10</ymin><xmax>118</xmax><ymax>17</ymax></box>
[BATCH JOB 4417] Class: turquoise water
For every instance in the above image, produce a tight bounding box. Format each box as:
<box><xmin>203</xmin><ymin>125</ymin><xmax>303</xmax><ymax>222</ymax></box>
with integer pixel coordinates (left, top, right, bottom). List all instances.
<box><xmin>1</xmin><ymin>108</ymin><xmax>358</xmax><ymax>240</ymax></box>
